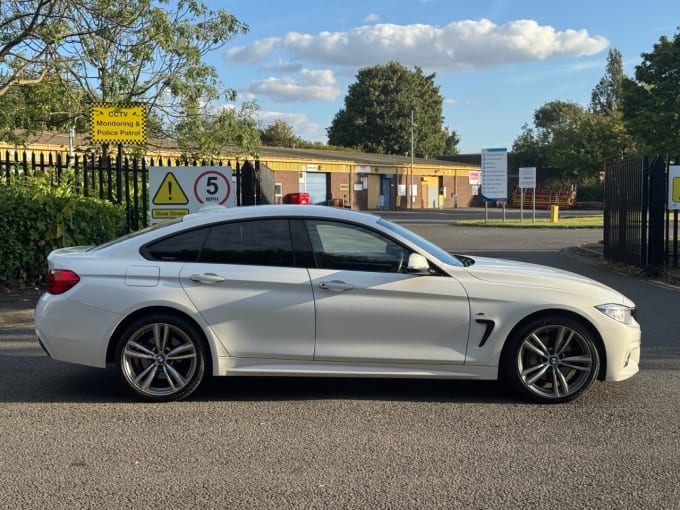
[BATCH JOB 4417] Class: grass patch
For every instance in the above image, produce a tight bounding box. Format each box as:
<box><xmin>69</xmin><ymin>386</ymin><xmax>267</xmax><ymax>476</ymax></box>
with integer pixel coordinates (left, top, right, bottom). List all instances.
<box><xmin>454</xmin><ymin>215</ymin><xmax>603</xmax><ymax>228</ymax></box>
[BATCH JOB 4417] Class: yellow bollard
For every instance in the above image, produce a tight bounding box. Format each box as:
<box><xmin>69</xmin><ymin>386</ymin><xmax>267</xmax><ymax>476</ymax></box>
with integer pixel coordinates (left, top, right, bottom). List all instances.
<box><xmin>550</xmin><ymin>204</ymin><xmax>559</xmax><ymax>222</ymax></box>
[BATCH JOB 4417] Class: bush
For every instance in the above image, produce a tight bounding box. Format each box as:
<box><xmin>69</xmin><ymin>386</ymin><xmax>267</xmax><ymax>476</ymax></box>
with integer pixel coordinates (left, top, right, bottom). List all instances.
<box><xmin>0</xmin><ymin>173</ymin><xmax>126</xmax><ymax>284</ymax></box>
<box><xmin>577</xmin><ymin>182</ymin><xmax>604</xmax><ymax>202</ymax></box>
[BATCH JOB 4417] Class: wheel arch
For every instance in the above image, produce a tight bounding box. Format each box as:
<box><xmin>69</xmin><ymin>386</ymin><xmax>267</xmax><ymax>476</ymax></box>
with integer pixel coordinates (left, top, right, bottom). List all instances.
<box><xmin>106</xmin><ymin>306</ymin><xmax>214</xmax><ymax>371</ymax></box>
<box><xmin>500</xmin><ymin>309</ymin><xmax>607</xmax><ymax>381</ymax></box>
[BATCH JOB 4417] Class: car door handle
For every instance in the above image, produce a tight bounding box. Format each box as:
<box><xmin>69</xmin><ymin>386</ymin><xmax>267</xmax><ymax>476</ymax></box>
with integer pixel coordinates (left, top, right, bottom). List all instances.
<box><xmin>319</xmin><ymin>280</ymin><xmax>354</xmax><ymax>292</ymax></box>
<box><xmin>190</xmin><ymin>273</ymin><xmax>225</xmax><ymax>284</ymax></box>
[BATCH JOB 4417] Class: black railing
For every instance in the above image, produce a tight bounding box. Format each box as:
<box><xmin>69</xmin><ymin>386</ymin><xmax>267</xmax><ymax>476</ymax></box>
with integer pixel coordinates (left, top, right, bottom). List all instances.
<box><xmin>604</xmin><ymin>156</ymin><xmax>678</xmax><ymax>270</ymax></box>
<box><xmin>0</xmin><ymin>151</ymin><xmax>254</xmax><ymax>233</ymax></box>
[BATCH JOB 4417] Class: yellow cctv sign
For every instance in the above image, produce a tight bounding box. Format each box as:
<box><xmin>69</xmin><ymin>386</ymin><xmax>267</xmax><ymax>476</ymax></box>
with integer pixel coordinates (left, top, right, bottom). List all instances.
<box><xmin>670</xmin><ymin>166</ymin><xmax>680</xmax><ymax>210</ymax></box>
<box><xmin>90</xmin><ymin>103</ymin><xmax>146</xmax><ymax>144</ymax></box>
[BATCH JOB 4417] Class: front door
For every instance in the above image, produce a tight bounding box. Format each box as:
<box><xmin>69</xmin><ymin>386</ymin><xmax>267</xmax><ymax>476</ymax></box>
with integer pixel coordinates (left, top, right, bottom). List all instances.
<box><xmin>304</xmin><ymin>219</ymin><xmax>470</xmax><ymax>364</ymax></box>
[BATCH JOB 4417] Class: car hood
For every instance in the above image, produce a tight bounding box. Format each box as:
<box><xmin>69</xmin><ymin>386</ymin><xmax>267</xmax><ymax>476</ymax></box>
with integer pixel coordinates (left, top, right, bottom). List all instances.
<box><xmin>461</xmin><ymin>256</ymin><xmax>626</xmax><ymax>302</ymax></box>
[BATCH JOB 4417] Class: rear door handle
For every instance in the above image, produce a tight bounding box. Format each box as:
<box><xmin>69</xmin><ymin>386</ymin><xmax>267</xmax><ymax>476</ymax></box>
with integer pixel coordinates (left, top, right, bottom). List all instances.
<box><xmin>190</xmin><ymin>273</ymin><xmax>225</xmax><ymax>284</ymax></box>
<box><xmin>319</xmin><ymin>280</ymin><xmax>354</xmax><ymax>292</ymax></box>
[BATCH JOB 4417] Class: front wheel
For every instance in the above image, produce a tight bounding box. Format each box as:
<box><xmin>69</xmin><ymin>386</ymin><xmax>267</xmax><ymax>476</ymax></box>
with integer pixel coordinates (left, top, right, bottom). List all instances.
<box><xmin>115</xmin><ymin>314</ymin><xmax>208</xmax><ymax>402</ymax></box>
<box><xmin>502</xmin><ymin>316</ymin><xmax>600</xmax><ymax>403</ymax></box>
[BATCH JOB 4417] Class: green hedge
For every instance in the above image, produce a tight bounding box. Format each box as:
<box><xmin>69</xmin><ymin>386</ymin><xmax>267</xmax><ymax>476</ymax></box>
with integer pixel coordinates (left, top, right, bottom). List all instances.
<box><xmin>0</xmin><ymin>174</ymin><xmax>126</xmax><ymax>284</ymax></box>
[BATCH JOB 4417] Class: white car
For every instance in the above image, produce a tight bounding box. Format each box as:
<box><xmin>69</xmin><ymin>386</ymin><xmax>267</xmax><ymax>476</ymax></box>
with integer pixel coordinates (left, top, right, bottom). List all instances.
<box><xmin>35</xmin><ymin>205</ymin><xmax>640</xmax><ymax>403</ymax></box>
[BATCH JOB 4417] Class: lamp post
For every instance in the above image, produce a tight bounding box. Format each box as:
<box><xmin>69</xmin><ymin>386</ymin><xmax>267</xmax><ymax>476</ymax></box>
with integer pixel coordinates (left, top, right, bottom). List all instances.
<box><xmin>410</xmin><ymin>110</ymin><xmax>415</xmax><ymax>209</ymax></box>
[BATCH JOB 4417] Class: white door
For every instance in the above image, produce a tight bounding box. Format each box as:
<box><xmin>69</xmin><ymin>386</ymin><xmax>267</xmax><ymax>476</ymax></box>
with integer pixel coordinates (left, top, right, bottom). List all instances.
<box><xmin>179</xmin><ymin>219</ymin><xmax>315</xmax><ymax>359</ymax></box>
<box><xmin>304</xmin><ymin>172</ymin><xmax>328</xmax><ymax>205</ymax></box>
<box><xmin>304</xmin><ymin>219</ymin><xmax>470</xmax><ymax>364</ymax></box>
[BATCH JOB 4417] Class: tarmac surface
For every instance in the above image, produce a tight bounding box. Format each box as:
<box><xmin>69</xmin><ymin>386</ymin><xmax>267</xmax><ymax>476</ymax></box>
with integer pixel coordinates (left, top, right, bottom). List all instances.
<box><xmin>0</xmin><ymin>287</ymin><xmax>41</xmax><ymax>328</ymax></box>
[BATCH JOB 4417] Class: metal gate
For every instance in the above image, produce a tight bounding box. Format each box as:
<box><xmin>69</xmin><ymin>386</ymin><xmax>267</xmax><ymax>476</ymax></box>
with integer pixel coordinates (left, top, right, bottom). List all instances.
<box><xmin>603</xmin><ymin>156</ymin><xmax>668</xmax><ymax>269</ymax></box>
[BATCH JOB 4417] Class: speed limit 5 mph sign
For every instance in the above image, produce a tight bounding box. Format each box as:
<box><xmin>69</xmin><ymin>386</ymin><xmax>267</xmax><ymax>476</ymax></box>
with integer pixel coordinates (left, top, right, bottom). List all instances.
<box><xmin>150</xmin><ymin>166</ymin><xmax>235</xmax><ymax>222</ymax></box>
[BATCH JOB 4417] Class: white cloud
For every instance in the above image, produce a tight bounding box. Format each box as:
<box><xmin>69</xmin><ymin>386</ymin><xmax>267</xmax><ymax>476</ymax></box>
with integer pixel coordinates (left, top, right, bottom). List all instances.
<box><xmin>364</xmin><ymin>13</ymin><xmax>380</xmax><ymax>23</ymax></box>
<box><xmin>224</xmin><ymin>19</ymin><xmax>609</xmax><ymax>72</ymax></box>
<box><xmin>246</xmin><ymin>68</ymin><xmax>341</xmax><ymax>102</ymax></box>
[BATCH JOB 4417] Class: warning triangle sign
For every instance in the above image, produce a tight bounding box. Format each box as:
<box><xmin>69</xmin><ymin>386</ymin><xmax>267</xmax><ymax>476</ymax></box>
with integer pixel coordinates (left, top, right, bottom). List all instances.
<box><xmin>153</xmin><ymin>172</ymin><xmax>189</xmax><ymax>205</ymax></box>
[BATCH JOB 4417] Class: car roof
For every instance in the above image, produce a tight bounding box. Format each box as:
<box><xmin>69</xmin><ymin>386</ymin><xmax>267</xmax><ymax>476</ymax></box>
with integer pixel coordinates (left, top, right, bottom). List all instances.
<box><xmin>179</xmin><ymin>204</ymin><xmax>382</xmax><ymax>227</ymax></box>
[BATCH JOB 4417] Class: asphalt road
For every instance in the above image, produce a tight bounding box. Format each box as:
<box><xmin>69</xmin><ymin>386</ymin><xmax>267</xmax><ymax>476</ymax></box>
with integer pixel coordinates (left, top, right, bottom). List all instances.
<box><xmin>1</xmin><ymin>212</ymin><xmax>679</xmax><ymax>509</ymax></box>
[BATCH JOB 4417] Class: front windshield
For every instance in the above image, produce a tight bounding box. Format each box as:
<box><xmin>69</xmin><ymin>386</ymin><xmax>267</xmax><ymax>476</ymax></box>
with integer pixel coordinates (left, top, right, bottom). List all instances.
<box><xmin>377</xmin><ymin>218</ymin><xmax>464</xmax><ymax>267</ymax></box>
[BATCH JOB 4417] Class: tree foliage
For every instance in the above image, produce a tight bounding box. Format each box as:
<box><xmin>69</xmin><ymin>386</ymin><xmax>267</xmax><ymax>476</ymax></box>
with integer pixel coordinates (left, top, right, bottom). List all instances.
<box><xmin>1</xmin><ymin>0</ymin><xmax>259</xmax><ymax>155</ymax></box>
<box><xmin>327</xmin><ymin>61</ymin><xmax>456</xmax><ymax>157</ymax></box>
<box><xmin>622</xmin><ymin>30</ymin><xmax>680</xmax><ymax>156</ymax></box>
<box><xmin>0</xmin><ymin>65</ymin><xmax>87</xmax><ymax>142</ymax></box>
<box><xmin>512</xmin><ymin>51</ymin><xmax>637</xmax><ymax>183</ymax></box>
<box><xmin>261</xmin><ymin>119</ymin><xmax>303</xmax><ymax>148</ymax></box>
<box><xmin>0</xmin><ymin>0</ymin><xmax>81</xmax><ymax>96</ymax></box>
<box><xmin>590</xmin><ymin>48</ymin><xmax>624</xmax><ymax>114</ymax></box>
<box><xmin>174</xmin><ymin>99</ymin><xmax>261</xmax><ymax>160</ymax></box>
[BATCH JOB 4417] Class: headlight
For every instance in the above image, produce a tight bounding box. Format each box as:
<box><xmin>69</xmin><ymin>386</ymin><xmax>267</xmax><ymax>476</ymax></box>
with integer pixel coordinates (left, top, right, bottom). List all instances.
<box><xmin>595</xmin><ymin>304</ymin><xmax>634</xmax><ymax>325</ymax></box>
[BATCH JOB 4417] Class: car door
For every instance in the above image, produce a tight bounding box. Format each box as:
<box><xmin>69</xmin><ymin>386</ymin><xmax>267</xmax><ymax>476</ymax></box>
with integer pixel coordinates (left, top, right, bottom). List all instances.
<box><xmin>177</xmin><ymin>218</ymin><xmax>316</xmax><ymax>360</ymax></box>
<box><xmin>305</xmin><ymin>219</ymin><xmax>470</xmax><ymax>364</ymax></box>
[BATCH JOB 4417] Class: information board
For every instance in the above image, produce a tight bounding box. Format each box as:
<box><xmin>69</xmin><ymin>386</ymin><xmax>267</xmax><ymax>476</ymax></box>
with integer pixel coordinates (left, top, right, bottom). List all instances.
<box><xmin>481</xmin><ymin>148</ymin><xmax>508</xmax><ymax>201</ymax></box>
<box><xmin>90</xmin><ymin>103</ymin><xmax>146</xmax><ymax>144</ymax></box>
<box><xmin>519</xmin><ymin>167</ymin><xmax>537</xmax><ymax>189</ymax></box>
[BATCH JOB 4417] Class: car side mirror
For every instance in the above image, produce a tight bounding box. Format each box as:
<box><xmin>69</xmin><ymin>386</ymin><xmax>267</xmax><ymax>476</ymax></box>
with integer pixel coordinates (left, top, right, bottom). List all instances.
<box><xmin>407</xmin><ymin>253</ymin><xmax>431</xmax><ymax>275</ymax></box>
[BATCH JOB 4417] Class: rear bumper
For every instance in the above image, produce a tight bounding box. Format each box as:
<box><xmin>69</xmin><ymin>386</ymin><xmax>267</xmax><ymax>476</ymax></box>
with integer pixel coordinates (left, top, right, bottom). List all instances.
<box><xmin>35</xmin><ymin>294</ymin><xmax>121</xmax><ymax>369</ymax></box>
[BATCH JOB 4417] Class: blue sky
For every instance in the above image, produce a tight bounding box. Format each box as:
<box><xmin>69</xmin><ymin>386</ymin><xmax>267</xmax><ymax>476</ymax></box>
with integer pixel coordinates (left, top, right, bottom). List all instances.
<box><xmin>205</xmin><ymin>0</ymin><xmax>680</xmax><ymax>154</ymax></box>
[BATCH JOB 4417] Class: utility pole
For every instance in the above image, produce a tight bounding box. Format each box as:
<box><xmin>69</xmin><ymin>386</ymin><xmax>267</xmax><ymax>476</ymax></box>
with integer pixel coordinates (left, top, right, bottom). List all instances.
<box><xmin>410</xmin><ymin>110</ymin><xmax>415</xmax><ymax>209</ymax></box>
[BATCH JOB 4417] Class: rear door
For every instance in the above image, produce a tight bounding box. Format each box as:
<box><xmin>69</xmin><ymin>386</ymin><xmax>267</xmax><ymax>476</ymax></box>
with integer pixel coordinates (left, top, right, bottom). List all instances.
<box><xmin>177</xmin><ymin>219</ymin><xmax>316</xmax><ymax>359</ymax></box>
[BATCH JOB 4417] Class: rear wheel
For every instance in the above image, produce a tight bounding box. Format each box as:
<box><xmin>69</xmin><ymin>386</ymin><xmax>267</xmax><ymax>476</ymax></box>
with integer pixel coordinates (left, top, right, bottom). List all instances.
<box><xmin>502</xmin><ymin>316</ymin><xmax>600</xmax><ymax>403</ymax></box>
<box><xmin>115</xmin><ymin>314</ymin><xmax>207</xmax><ymax>401</ymax></box>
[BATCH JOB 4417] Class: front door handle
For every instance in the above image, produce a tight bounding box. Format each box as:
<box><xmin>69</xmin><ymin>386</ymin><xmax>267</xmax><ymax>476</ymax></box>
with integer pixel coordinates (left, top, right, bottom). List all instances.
<box><xmin>190</xmin><ymin>273</ymin><xmax>225</xmax><ymax>284</ymax></box>
<box><xmin>319</xmin><ymin>280</ymin><xmax>354</xmax><ymax>292</ymax></box>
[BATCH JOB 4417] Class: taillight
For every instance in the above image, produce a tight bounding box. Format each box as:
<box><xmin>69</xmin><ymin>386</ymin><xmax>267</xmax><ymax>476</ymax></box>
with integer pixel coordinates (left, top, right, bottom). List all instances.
<box><xmin>46</xmin><ymin>269</ymin><xmax>80</xmax><ymax>295</ymax></box>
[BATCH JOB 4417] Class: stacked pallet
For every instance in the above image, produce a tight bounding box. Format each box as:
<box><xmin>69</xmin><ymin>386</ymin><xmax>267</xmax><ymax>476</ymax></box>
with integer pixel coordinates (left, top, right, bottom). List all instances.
<box><xmin>511</xmin><ymin>187</ymin><xmax>576</xmax><ymax>209</ymax></box>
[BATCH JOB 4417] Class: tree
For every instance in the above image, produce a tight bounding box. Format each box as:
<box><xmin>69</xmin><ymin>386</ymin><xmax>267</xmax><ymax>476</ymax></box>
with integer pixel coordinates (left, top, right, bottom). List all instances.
<box><xmin>0</xmin><ymin>0</ymin><xmax>73</xmax><ymax>96</ymax></box>
<box><xmin>512</xmin><ymin>98</ymin><xmax>635</xmax><ymax>183</ymax></box>
<box><xmin>0</xmin><ymin>65</ymin><xmax>87</xmax><ymax>143</ymax></box>
<box><xmin>533</xmin><ymin>100</ymin><xmax>584</xmax><ymax>133</ymax></box>
<box><xmin>511</xmin><ymin>123</ymin><xmax>552</xmax><ymax>170</ymax></box>
<box><xmin>590</xmin><ymin>48</ymin><xmax>625</xmax><ymax>115</ymax></box>
<box><xmin>174</xmin><ymin>100</ymin><xmax>261</xmax><ymax>160</ymax></box>
<box><xmin>622</xmin><ymin>30</ymin><xmax>680</xmax><ymax>156</ymax></box>
<box><xmin>327</xmin><ymin>61</ymin><xmax>451</xmax><ymax>157</ymax></box>
<box><xmin>60</xmin><ymin>1</ymin><xmax>248</xmax><ymax>122</ymax></box>
<box><xmin>261</xmin><ymin>119</ymin><xmax>302</xmax><ymax>148</ymax></box>
<box><xmin>1</xmin><ymin>1</ymin><xmax>258</xmax><ymax>155</ymax></box>
<box><xmin>442</xmin><ymin>127</ymin><xmax>460</xmax><ymax>155</ymax></box>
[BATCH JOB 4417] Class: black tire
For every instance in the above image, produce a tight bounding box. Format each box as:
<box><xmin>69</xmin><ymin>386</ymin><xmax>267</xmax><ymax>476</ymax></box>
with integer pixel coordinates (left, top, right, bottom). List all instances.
<box><xmin>501</xmin><ymin>316</ymin><xmax>600</xmax><ymax>403</ymax></box>
<box><xmin>115</xmin><ymin>313</ymin><xmax>208</xmax><ymax>402</ymax></box>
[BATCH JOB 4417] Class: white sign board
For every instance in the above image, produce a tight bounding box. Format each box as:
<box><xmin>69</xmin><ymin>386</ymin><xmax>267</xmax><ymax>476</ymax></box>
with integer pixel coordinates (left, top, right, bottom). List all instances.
<box><xmin>519</xmin><ymin>167</ymin><xmax>537</xmax><ymax>189</ymax></box>
<box><xmin>481</xmin><ymin>148</ymin><xmax>508</xmax><ymax>201</ymax></box>
<box><xmin>468</xmin><ymin>170</ymin><xmax>480</xmax><ymax>185</ymax></box>
<box><xmin>149</xmin><ymin>166</ymin><xmax>234</xmax><ymax>222</ymax></box>
<box><xmin>670</xmin><ymin>165</ymin><xmax>680</xmax><ymax>210</ymax></box>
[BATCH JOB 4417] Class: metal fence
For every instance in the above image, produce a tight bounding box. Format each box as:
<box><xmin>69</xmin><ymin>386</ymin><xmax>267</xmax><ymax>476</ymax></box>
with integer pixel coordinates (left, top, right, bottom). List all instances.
<box><xmin>603</xmin><ymin>156</ymin><xmax>678</xmax><ymax>270</ymax></box>
<box><xmin>0</xmin><ymin>150</ymin><xmax>260</xmax><ymax>233</ymax></box>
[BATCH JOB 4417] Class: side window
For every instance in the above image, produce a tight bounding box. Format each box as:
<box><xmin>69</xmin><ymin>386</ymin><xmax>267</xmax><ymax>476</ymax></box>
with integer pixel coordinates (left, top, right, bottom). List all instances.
<box><xmin>200</xmin><ymin>219</ymin><xmax>294</xmax><ymax>267</ymax></box>
<box><xmin>141</xmin><ymin>227</ymin><xmax>209</xmax><ymax>262</ymax></box>
<box><xmin>305</xmin><ymin>220</ymin><xmax>409</xmax><ymax>273</ymax></box>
